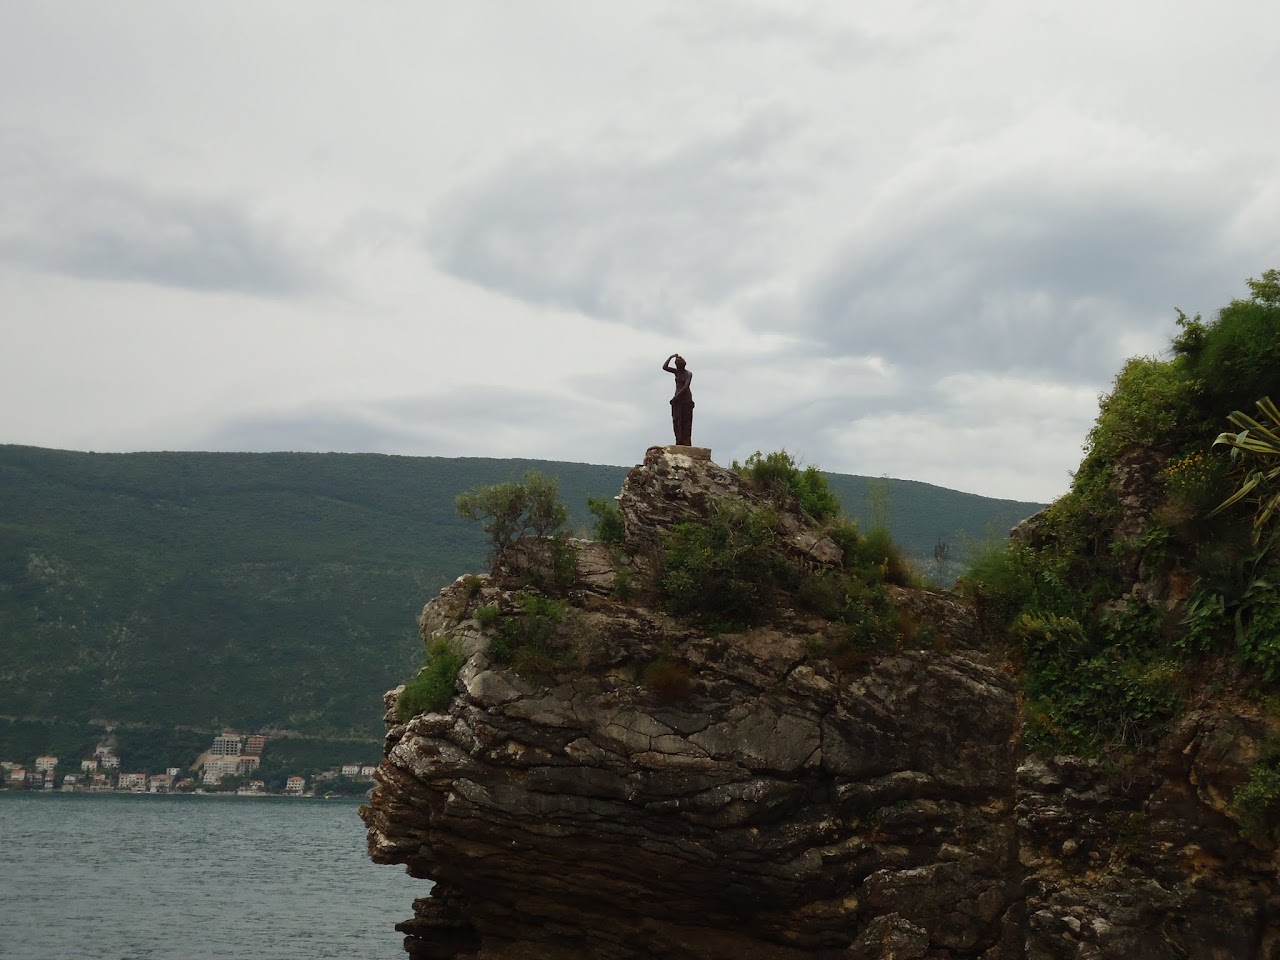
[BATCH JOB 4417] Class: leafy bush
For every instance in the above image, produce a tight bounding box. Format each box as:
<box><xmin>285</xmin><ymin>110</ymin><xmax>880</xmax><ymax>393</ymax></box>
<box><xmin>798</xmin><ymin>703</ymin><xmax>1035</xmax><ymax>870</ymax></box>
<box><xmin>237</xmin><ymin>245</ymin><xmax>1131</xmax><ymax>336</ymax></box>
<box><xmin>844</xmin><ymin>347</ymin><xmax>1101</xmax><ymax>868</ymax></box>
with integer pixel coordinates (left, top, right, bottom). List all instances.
<box><xmin>1084</xmin><ymin>357</ymin><xmax>1198</xmax><ymax>472</ymax></box>
<box><xmin>587</xmin><ymin>495</ymin><xmax>625</xmax><ymax>545</ymax></box>
<box><xmin>850</xmin><ymin>526</ymin><xmax>916</xmax><ymax>587</ymax></box>
<box><xmin>1234</xmin><ymin>577</ymin><xmax>1280</xmax><ymax>680</ymax></box>
<box><xmin>826</xmin><ymin>516</ymin><xmax>863</xmax><ymax>564</ymax></box>
<box><xmin>1186</xmin><ymin>270</ymin><xmax>1280</xmax><ymax>417</ymax></box>
<box><xmin>456</xmin><ymin>470</ymin><xmax>569</xmax><ymax>556</ymax></box>
<box><xmin>489</xmin><ymin>592</ymin><xmax>568</xmax><ymax>674</ymax></box>
<box><xmin>733</xmin><ymin>450</ymin><xmax>841</xmax><ymax>522</ymax></box>
<box><xmin>660</xmin><ymin>502</ymin><xmax>795</xmax><ymax>630</ymax></box>
<box><xmin>396</xmin><ymin>638</ymin><xmax>465</xmax><ymax>722</ymax></box>
<box><xmin>515</xmin><ymin>535</ymin><xmax>580</xmax><ymax>595</ymax></box>
<box><xmin>1013</xmin><ymin>613</ymin><xmax>1182</xmax><ymax>752</ymax></box>
<box><xmin>1180</xmin><ymin>561</ymin><xmax>1280</xmax><ymax>679</ymax></box>
<box><xmin>610</xmin><ymin>557</ymin><xmax>635</xmax><ymax>600</ymax></box>
<box><xmin>475</xmin><ymin>604</ymin><xmax>500</xmax><ymax>628</ymax></box>
<box><xmin>1233</xmin><ymin>758</ymin><xmax>1280</xmax><ymax>843</ymax></box>
<box><xmin>957</xmin><ymin>542</ymin><xmax>1039</xmax><ymax>640</ymax></box>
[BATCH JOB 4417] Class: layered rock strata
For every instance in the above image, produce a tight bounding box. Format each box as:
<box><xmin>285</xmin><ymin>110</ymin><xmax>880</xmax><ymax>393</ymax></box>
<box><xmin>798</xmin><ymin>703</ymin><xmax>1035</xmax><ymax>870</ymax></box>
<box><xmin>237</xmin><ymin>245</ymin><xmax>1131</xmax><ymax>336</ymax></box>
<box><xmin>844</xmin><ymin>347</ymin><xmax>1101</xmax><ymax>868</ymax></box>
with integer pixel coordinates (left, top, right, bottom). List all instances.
<box><xmin>363</xmin><ymin>447</ymin><xmax>1279</xmax><ymax>959</ymax></box>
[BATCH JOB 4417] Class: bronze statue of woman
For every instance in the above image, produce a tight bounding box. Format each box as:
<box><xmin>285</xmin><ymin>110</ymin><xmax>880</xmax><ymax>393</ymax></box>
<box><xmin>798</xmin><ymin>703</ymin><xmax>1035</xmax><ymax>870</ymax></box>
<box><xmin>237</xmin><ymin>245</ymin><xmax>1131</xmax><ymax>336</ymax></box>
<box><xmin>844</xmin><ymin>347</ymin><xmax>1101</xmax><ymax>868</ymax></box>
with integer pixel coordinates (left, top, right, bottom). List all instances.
<box><xmin>663</xmin><ymin>353</ymin><xmax>694</xmax><ymax>446</ymax></box>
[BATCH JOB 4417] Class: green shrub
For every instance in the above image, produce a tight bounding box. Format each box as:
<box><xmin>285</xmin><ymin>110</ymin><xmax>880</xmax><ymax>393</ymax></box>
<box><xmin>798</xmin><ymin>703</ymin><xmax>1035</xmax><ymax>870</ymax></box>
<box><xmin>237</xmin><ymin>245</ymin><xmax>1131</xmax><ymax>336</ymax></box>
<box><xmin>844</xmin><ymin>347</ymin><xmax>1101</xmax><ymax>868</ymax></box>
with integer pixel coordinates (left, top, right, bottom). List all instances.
<box><xmin>852</xmin><ymin>526</ymin><xmax>915</xmax><ymax>586</ymax></box>
<box><xmin>826</xmin><ymin>517</ymin><xmax>862</xmax><ymax>565</ymax></box>
<box><xmin>516</xmin><ymin>535</ymin><xmax>580</xmax><ymax>595</ymax></box>
<box><xmin>1233</xmin><ymin>761</ymin><xmax>1280</xmax><ymax>843</ymax></box>
<box><xmin>587</xmin><ymin>495</ymin><xmax>625</xmax><ymax>545</ymax></box>
<box><xmin>660</xmin><ymin>502</ymin><xmax>794</xmax><ymax>630</ymax></box>
<box><xmin>489</xmin><ymin>592</ymin><xmax>568</xmax><ymax>673</ymax></box>
<box><xmin>1083</xmin><ymin>356</ymin><xmax>1198</xmax><ymax>471</ymax></box>
<box><xmin>1235</xmin><ymin>576</ymin><xmax>1280</xmax><ymax>680</ymax></box>
<box><xmin>456</xmin><ymin>470</ymin><xmax>569</xmax><ymax>557</ymax></box>
<box><xmin>611</xmin><ymin>560</ymin><xmax>635</xmax><ymax>600</ymax></box>
<box><xmin>1013</xmin><ymin>613</ymin><xmax>1182</xmax><ymax>752</ymax></box>
<box><xmin>733</xmin><ymin>450</ymin><xmax>841</xmax><ymax>522</ymax></box>
<box><xmin>1181</xmin><ymin>566</ymin><xmax>1280</xmax><ymax>679</ymax></box>
<box><xmin>475</xmin><ymin>604</ymin><xmax>500</xmax><ymax>628</ymax></box>
<box><xmin>396</xmin><ymin>638</ymin><xmax>466</xmax><ymax>722</ymax></box>
<box><xmin>1187</xmin><ymin>270</ymin><xmax>1280</xmax><ymax>417</ymax></box>
<box><xmin>1101</xmin><ymin>597</ymin><xmax>1166</xmax><ymax>652</ymax></box>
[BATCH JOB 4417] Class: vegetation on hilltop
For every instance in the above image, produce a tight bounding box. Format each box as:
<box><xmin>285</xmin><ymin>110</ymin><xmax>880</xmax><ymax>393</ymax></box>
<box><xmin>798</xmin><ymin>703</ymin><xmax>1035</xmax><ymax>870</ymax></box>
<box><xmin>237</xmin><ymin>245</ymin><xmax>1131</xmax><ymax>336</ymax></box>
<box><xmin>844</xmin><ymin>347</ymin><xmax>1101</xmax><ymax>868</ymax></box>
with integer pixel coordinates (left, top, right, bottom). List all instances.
<box><xmin>432</xmin><ymin>451</ymin><xmax>925</xmax><ymax>693</ymax></box>
<box><xmin>959</xmin><ymin>271</ymin><xmax>1280</xmax><ymax>791</ymax></box>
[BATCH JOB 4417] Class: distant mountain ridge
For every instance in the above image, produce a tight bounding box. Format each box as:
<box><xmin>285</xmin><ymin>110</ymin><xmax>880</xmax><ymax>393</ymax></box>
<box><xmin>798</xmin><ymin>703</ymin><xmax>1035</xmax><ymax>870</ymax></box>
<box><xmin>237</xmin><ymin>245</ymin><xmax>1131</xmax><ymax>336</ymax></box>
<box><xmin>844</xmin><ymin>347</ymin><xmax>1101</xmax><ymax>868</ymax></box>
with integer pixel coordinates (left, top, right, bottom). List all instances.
<box><xmin>0</xmin><ymin>444</ymin><xmax>1040</xmax><ymax>757</ymax></box>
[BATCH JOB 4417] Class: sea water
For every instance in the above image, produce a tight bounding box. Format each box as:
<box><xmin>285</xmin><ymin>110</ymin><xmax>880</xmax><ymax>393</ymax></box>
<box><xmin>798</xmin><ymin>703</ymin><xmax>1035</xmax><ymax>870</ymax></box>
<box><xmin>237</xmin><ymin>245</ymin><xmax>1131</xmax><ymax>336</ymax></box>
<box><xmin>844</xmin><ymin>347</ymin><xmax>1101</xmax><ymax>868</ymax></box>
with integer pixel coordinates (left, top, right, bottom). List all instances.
<box><xmin>0</xmin><ymin>791</ymin><xmax>424</xmax><ymax>960</ymax></box>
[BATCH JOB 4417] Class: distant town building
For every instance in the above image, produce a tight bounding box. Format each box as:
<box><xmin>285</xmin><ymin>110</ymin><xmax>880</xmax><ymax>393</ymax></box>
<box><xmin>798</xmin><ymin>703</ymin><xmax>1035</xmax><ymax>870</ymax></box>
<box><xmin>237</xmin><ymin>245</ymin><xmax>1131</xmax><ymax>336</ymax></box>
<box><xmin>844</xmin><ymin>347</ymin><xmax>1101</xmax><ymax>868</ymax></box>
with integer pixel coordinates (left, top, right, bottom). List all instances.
<box><xmin>285</xmin><ymin>776</ymin><xmax>305</xmax><ymax>795</ymax></box>
<box><xmin>148</xmin><ymin>774</ymin><xmax>172</xmax><ymax>792</ymax></box>
<box><xmin>118</xmin><ymin>772</ymin><xmax>146</xmax><ymax>790</ymax></box>
<box><xmin>100</xmin><ymin>754</ymin><xmax>120</xmax><ymax>770</ymax></box>
<box><xmin>35</xmin><ymin>756</ymin><xmax>58</xmax><ymax>773</ymax></box>
<box><xmin>201</xmin><ymin>757</ymin><xmax>240</xmax><ymax>784</ymax></box>
<box><xmin>7</xmin><ymin>768</ymin><xmax>26</xmax><ymax>784</ymax></box>
<box><xmin>210</xmin><ymin>733</ymin><xmax>244</xmax><ymax>757</ymax></box>
<box><xmin>236</xmin><ymin>756</ymin><xmax>260</xmax><ymax>775</ymax></box>
<box><xmin>340</xmin><ymin>764</ymin><xmax>361</xmax><ymax>777</ymax></box>
<box><xmin>61</xmin><ymin>774</ymin><xmax>78</xmax><ymax>791</ymax></box>
<box><xmin>166</xmin><ymin>767</ymin><xmax>181</xmax><ymax>778</ymax></box>
<box><xmin>360</xmin><ymin>765</ymin><xmax>378</xmax><ymax>777</ymax></box>
<box><xmin>81</xmin><ymin>759</ymin><xmax>98</xmax><ymax>773</ymax></box>
<box><xmin>244</xmin><ymin>735</ymin><xmax>267</xmax><ymax>756</ymax></box>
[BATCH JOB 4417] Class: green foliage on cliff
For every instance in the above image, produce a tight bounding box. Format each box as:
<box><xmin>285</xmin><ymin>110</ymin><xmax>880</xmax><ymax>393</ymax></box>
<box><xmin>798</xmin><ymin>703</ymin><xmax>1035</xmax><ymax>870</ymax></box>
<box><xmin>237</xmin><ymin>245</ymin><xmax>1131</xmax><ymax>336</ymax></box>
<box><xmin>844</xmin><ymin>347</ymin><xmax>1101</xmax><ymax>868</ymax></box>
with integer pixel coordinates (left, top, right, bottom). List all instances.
<box><xmin>660</xmin><ymin>455</ymin><xmax>920</xmax><ymax>643</ymax></box>
<box><xmin>587</xmin><ymin>495</ymin><xmax>625</xmax><ymax>545</ymax></box>
<box><xmin>961</xmin><ymin>270</ymin><xmax>1280</xmax><ymax>757</ymax></box>
<box><xmin>396</xmin><ymin>638</ymin><xmax>466</xmax><ymax>722</ymax></box>
<box><xmin>1234</xmin><ymin>757</ymin><xmax>1280</xmax><ymax>842</ymax></box>
<box><xmin>488</xmin><ymin>592</ymin><xmax>570</xmax><ymax>676</ymax></box>
<box><xmin>662</xmin><ymin>503</ymin><xmax>796</xmax><ymax>630</ymax></box>
<box><xmin>733</xmin><ymin>450</ymin><xmax>841</xmax><ymax>522</ymax></box>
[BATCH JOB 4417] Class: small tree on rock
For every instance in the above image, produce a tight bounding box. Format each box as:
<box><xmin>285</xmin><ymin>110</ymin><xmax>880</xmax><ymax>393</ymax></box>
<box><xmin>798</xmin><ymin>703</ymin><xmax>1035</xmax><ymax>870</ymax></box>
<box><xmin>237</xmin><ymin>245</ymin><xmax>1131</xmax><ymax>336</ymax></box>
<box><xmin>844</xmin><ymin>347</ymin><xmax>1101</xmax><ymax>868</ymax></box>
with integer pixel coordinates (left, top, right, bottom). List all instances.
<box><xmin>456</xmin><ymin>471</ymin><xmax>569</xmax><ymax>556</ymax></box>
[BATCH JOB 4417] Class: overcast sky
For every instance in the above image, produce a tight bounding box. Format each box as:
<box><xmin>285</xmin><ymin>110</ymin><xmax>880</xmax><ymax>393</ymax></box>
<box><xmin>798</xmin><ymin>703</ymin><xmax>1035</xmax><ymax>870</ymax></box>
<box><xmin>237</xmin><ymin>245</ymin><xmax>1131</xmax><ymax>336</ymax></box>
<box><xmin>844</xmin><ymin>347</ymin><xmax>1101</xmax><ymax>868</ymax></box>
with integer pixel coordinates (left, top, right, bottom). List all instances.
<box><xmin>2</xmin><ymin>3</ymin><xmax>1277</xmax><ymax>502</ymax></box>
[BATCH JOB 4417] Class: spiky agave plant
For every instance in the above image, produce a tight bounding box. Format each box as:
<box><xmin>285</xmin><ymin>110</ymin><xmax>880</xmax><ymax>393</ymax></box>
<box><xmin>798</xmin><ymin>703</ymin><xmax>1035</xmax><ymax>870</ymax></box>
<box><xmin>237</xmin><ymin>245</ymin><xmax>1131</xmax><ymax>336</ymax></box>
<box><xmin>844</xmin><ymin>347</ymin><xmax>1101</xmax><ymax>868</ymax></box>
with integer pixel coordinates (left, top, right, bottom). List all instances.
<box><xmin>1212</xmin><ymin>396</ymin><xmax>1280</xmax><ymax>543</ymax></box>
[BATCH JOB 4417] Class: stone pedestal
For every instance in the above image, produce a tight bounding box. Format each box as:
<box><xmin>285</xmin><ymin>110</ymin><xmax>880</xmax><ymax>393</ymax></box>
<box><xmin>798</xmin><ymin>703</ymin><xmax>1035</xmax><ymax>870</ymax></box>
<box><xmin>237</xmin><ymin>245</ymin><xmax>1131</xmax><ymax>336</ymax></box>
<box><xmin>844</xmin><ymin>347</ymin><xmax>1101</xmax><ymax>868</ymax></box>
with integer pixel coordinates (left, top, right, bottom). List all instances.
<box><xmin>647</xmin><ymin>444</ymin><xmax>712</xmax><ymax>462</ymax></box>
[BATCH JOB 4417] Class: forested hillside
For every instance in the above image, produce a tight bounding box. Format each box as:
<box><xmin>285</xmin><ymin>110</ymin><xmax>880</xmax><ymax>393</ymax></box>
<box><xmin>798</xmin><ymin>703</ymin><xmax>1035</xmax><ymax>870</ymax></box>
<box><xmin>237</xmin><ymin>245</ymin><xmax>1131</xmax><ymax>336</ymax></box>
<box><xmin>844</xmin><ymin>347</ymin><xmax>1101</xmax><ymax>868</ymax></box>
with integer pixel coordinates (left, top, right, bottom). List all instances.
<box><xmin>0</xmin><ymin>444</ymin><xmax>1040</xmax><ymax>762</ymax></box>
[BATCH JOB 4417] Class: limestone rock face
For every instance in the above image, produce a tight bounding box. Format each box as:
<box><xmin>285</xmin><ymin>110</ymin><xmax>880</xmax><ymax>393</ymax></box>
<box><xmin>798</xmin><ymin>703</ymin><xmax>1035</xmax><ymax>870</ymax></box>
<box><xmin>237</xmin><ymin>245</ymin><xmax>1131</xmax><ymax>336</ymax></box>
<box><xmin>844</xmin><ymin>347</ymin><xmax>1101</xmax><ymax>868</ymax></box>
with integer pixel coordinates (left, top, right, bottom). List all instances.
<box><xmin>362</xmin><ymin>450</ymin><xmax>1279</xmax><ymax>959</ymax></box>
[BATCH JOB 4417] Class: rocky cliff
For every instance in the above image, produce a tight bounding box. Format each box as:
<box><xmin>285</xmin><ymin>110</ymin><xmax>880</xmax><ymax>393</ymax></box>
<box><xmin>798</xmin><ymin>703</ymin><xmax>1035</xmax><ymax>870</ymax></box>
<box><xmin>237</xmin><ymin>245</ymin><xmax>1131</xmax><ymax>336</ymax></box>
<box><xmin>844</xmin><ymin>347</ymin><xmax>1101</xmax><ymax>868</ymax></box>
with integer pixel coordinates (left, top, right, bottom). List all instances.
<box><xmin>362</xmin><ymin>446</ymin><xmax>1279</xmax><ymax>959</ymax></box>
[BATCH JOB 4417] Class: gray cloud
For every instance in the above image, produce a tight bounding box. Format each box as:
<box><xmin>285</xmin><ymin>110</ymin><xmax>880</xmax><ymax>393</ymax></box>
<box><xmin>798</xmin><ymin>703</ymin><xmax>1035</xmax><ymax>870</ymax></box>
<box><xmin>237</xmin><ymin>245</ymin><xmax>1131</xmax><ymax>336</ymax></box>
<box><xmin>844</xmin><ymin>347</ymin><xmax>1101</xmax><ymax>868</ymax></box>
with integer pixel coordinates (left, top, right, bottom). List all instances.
<box><xmin>0</xmin><ymin>131</ymin><xmax>323</xmax><ymax>295</ymax></box>
<box><xmin>425</xmin><ymin>110</ymin><xmax>803</xmax><ymax>328</ymax></box>
<box><xmin>795</xmin><ymin>145</ymin><xmax>1265</xmax><ymax>381</ymax></box>
<box><xmin>658</xmin><ymin>1</ymin><xmax>919</xmax><ymax>65</ymax></box>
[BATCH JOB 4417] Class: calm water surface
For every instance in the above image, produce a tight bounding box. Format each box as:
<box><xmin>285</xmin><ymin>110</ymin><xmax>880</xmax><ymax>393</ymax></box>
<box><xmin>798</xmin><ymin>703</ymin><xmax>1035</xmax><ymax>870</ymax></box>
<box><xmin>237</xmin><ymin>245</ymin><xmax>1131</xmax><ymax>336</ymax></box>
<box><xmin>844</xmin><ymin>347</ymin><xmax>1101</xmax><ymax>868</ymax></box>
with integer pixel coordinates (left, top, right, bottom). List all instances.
<box><xmin>0</xmin><ymin>791</ymin><xmax>425</xmax><ymax>960</ymax></box>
